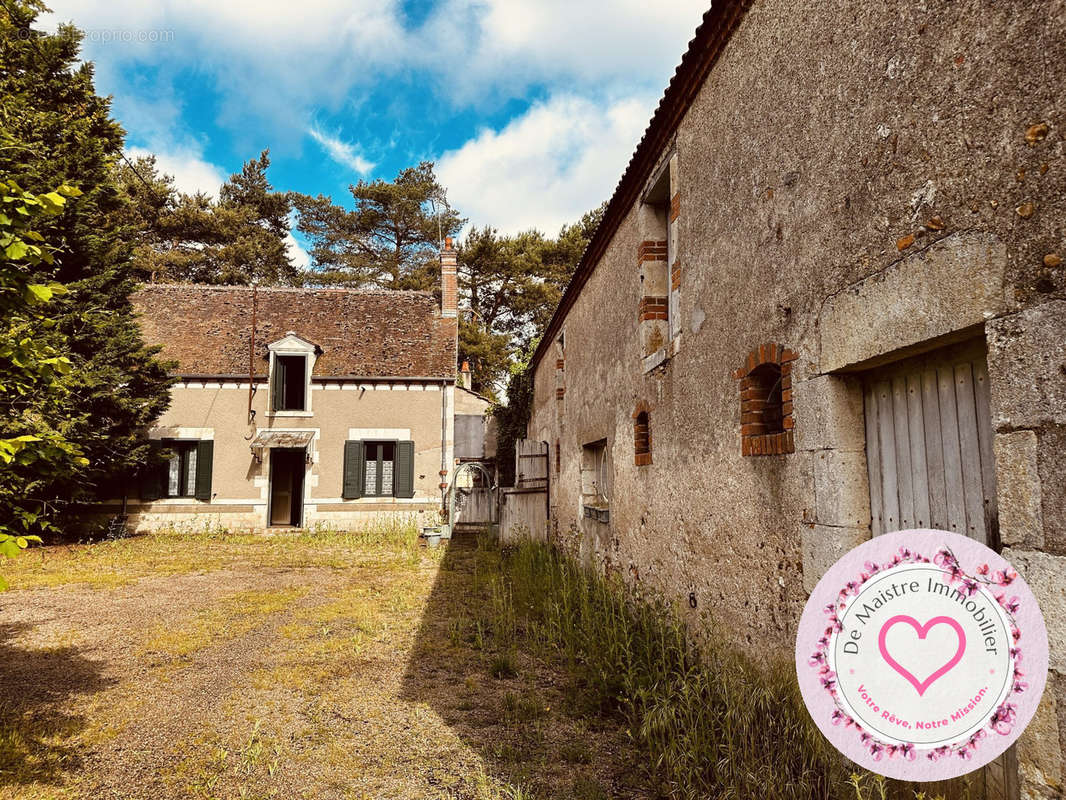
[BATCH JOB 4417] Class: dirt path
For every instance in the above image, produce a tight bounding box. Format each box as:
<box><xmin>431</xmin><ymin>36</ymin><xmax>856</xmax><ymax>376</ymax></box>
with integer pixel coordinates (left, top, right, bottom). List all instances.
<box><xmin>0</xmin><ymin>531</ymin><xmax>649</xmax><ymax>800</ymax></box>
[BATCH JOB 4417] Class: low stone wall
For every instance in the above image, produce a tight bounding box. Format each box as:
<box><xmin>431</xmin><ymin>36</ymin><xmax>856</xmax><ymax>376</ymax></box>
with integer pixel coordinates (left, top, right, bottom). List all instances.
<box><xmin>87</xmin><ymin>502</ymin><xmax>441</xmax><ymax>533</ymax></box>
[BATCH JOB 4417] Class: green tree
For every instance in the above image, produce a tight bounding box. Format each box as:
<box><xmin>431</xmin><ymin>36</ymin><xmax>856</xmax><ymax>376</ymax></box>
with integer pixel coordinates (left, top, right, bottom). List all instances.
<box><xmin>457</xmin><ymin>203</ymin><xmax>605</xmax><ymax>395</ymax></box>
<box><xmin>293</xmin><ymin>161</ymin><xmax>464</xmax><ymax>290</ymax></box>
<box><xmin>491</xmin><ymin>340</ymin><xmax>537</xmax><ymax>488</ymax></box>
<box><xmin>0</xmin><ymin>2</ymin><xmax>173</xmax><ymax>516</ymax></box>
<box><xmin>0</xmin><ymin>179</ymin><xmax>87</xmax><ymax>564</ymax></box>
<box><xmin>114</xmin><ymin>150</ymin><xmax>298</xmax><ymax>285</ymax></box>
<box><xmin>534</xmin><ymin>203</ymin><xmax>605</xmax><ymax>333</ymax></box>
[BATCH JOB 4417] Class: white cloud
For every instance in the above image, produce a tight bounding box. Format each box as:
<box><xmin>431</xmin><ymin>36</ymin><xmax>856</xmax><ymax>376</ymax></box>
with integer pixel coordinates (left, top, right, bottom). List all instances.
<box><xmin>42</xmin><ymin>0</ymin><xmax>407</xmax><ymax>136</ymax></box>
<box><xmin>285</xmin><ymin>232</ymin><xmax>311</xmax><ymax>271</ymax></box>
<box><xmin>43</xmin><ymin>1</ymin><xmax>405</xmax><ymax>62</ymax></box>
<box><xmin>307</xmin><ymin>125</ymin><xmax>375</xmax><ymax>175</ymax></box>
<box><xmin>43</xmin><ymin>0</ymin><xmax>706</xmax><ymax>117</ymax></box>
<box><xmin>43</xmin><ymin>0</ymin><xmax>708</xmax><ymax>237</ymax></box>
<box><xmin>437</xmin><ymin>93</ymin><xmax>656</xmax><ymax>236</ymax></box>
<box><xmin>126</xmin><ymin>145</ymin><xmax>227</xmax><ymax>197</ymax></box>
<box><xmin>427</xmin><ymin>0</ymin><xmax>708</xmax><ymax>100</ymax></box>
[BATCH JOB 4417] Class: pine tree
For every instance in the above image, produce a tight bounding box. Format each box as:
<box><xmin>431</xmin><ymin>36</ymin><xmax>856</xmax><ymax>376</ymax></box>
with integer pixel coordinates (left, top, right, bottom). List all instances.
<box><xmin>456</xmin><ymin>204</ymin><xmax>605</xmax><ymax>395</ymax></box>
<box><xmin>293</xmin><ymin>161</ymin><xmax>464</xmax><ymax>290</ymax></box>
<box><xmin>114</xmin><ymin>150</ymin><xmax>298</xmax><ymax>285</ymax></box>
<box><xmin>0</xmin><ymin>2</ymin><xmax>173</xmax><ymax>514</ymax></box>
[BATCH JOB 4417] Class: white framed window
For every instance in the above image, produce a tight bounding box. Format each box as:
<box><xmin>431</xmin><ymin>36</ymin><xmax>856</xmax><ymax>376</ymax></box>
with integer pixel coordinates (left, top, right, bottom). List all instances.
<box><xmin>363</xmin><ymin>441</ymin><xmax>396</xmax><ymax>496</ymax></box>
<box><xmin>342</xmin><ymin>439</ymin><xmax>416</xmax><ymax>499</ymax></box>
<box><xmin>268</xmin><ymin>332</ymin><xmax>317</xmax><ymax>416</ymax></box>
<box><xmin>164</xmin><ymin>440</ymin><xmax>198</xmax><ymax>497</ymax></box>
<box><xmin>142</xmin><ymin>435</ymin><xmax>214</xmax><ymax>502</ymax></box>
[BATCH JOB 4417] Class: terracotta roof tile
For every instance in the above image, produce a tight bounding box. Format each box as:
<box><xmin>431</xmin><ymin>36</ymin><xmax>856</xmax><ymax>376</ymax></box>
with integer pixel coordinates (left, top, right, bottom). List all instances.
<box><xmin>135</xmin><ymin>285</ymin><xmax>458</xmax><ymax>379</ymax></box>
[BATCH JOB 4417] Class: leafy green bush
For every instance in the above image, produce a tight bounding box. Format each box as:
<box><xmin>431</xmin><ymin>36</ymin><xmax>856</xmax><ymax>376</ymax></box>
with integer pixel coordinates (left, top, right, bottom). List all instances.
<box><xmin>0</xmin><ymin>180</ymin><xmax>87</xmax><ymax>583</ymax></box>
<box><xmin>0</xmin><ymin>180</ymin><xmax>87</xmax><ymax>539</ymax></box>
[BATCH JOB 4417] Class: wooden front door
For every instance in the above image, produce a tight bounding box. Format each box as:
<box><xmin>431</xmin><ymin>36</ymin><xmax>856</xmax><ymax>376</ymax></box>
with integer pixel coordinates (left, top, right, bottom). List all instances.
<box><xmin>862</xmin><ymin>338</ymin><xmax>1016</xmax><ymax>800</ymax></box>
<box><xmin>269</xmin><ymin>448</ymin><xmax>305</xmax><ymax>527</ymax></box>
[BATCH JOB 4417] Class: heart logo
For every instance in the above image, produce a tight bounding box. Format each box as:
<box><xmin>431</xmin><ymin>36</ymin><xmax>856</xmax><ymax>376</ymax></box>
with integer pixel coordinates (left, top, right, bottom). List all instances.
<box><xmin>878</xmin><ymin>615</ymin><xmax>967</xmax><ymax>696</ymax></box>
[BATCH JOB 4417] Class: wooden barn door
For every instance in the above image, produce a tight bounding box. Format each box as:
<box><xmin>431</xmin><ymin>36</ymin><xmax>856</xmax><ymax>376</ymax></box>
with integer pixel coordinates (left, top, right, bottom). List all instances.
<box><xmin>862</xmin><ymin>338</ymin><xmax>1017</xmax><ymax>800</ymax></box>
<box><xmin>864</xmin><ymin>339</ymin><xmax>998</xmax><ymax>544</ymax></box>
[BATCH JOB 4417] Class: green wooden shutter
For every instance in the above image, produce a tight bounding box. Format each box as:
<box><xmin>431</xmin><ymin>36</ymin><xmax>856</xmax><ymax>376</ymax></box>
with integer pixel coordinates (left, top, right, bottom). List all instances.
<box><xmin>394</xmin><ymin>440</ymin><xmax>415</xmax><ymax>498</ymax></box>
<box><xmin>271</xmin><ymin>356</ymin><xmax>286</xmax><ymax>411</ymax></box>
<box><xmin>194</xmin><ymin>440</ymin><xmax>214</xmax><ymax>501</ymax></box>
<box><xmin>343</xmin><ymin>440</ymin><xmax>364</xmax><ymax>499</ymax></box>
<box><xmin>140</xmin><ymin>440</ymin><xmax>163</xmax><ymax>501</ymax></box>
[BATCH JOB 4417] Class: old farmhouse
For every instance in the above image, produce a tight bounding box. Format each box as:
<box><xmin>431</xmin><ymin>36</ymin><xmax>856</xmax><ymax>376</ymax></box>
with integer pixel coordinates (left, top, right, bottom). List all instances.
<box><xmin>524</xmin><ymin>1</ymin><xmax>1065</xmax><ymax>797</ymax></box>
<box><xmin>111</xmin><ymin>240</ymin><xmax>492</xmax><ymax>531</ymax></box>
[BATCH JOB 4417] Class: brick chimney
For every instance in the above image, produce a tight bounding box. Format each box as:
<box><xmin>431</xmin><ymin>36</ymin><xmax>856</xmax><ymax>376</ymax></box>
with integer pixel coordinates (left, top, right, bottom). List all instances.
<box><xmin>440</xmin><ymin>236</ymin><xmax>457</xmax><ymax>318</ymax></box>
<box><xmin>460</xmin><ymin>360</ymin><xmax>472</xmax><ymax>387</ymax></box>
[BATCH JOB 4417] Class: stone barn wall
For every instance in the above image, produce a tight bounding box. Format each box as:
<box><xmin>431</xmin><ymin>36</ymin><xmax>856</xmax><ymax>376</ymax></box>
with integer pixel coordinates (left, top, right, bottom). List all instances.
<box><xmin>527</xmin><ymin>0</ymin><xmax>1065</xmax><ymax>794</ymax></box>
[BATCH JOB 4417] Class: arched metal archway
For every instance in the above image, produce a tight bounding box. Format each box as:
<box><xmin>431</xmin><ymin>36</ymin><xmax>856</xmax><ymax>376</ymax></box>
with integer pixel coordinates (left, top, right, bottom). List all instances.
<box><xmin>444</xmin><ymin>461</ymin><xmax>497</xmax><ymax>538</ymax></box>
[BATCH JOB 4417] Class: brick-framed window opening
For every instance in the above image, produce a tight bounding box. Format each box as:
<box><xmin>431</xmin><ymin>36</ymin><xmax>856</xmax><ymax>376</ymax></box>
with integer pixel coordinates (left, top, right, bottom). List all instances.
<box><xmin>637</xmin><ymin>152</ymin><xmax>679</xmax><ymax>364</ymax></box>
<box><xmin>733</xmin><ymin>344</ymin><xmax>796</xmax><ymax>456</ymax></box>
<box><xmin>554</xmin><ymin>333</ymin><xmax>566</xmax><ymax>405</ymax></box>
<box><xmin>637</xmin><ymin>240</ymin><xmax>669</xmax><ymax>357</ymax></box>
<box><xmin>633</xmin><ymin>406</ymin><xmax>652</xmax><ymax>466</ymax></box>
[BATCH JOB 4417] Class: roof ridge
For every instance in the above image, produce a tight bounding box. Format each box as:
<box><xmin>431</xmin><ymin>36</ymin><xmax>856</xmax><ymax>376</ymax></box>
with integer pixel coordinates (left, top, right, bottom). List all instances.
<box><xmin>138</xmin><ymin>283</ymin><xmax>436</xmax><ymax>297</ymax></box>
<box><xmin>530</xmin><ymin>0</ymin><xmax>751</xmax><ymax>371</ymax></box>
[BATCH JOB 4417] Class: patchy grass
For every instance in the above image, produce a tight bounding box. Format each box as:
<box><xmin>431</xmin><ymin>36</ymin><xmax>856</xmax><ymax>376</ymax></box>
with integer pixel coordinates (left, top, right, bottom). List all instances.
<box><xmin>2</xmin><ymin>519</ymin><xmax>423</xmax><ymax>591</ymax></box>
<box><xmin>0</xmin><ymin>527</ymin><xmax>966</xmax><ymax>800</ymax></box>
<box><xmin>142</xmin><ymin>587</ymin><xmax>309</xmax><ymax>661</ymax></box>
<box><xmin>0</xmin><ymin>526</ymin><xmax>645</xmax><ymax>799</ymax></box>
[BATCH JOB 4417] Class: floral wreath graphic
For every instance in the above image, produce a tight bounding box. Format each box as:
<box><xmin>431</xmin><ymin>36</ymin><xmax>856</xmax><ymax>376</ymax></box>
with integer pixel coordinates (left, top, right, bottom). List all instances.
<box><xmin>808</xmin><ymin>545</ymin><xmax>1026</xmax><ymax>763</ymax></box>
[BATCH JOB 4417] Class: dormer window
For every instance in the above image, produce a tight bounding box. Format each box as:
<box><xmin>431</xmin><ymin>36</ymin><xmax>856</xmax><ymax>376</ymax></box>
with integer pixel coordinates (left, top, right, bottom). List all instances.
<box><xmin>273</xmin><ymin>355</ymin><xmax>307</xmax><ymax>411</ymax></box>
<box><xmin>268</xmin><ymin>332</ymin><xmax>317</xmax><ymax>416</ymax></box>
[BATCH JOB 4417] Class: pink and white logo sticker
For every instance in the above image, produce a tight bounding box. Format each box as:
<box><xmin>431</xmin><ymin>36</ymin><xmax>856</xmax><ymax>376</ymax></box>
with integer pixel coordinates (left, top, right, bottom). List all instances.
<box><xmin>795</xmin><ymin>529</ymin><xmax>1049</xmax><ymax>781</ymax></box>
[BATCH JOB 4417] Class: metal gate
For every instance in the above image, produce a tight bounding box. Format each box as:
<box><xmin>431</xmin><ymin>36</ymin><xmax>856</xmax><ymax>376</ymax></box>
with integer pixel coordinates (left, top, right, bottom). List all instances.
<box><xmin>862</xmin><ymin>337</ymin><xmax>1016</xmax><ymax>800</ymax></box>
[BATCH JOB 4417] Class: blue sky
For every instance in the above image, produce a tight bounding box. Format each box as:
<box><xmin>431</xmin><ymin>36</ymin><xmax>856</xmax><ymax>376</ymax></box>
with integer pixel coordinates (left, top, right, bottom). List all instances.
<box><xmin>43</xmin><ymin>1</ymin><xmax>709</xmax><ymax>266</ymax></box>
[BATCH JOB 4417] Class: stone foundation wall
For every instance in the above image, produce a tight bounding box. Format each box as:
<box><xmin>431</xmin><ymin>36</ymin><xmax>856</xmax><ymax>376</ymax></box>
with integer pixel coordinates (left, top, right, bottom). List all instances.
<box><xmin>91</xmin><ymin>503</ymin><xmax>441</xmax><ymax>534</ymax></box>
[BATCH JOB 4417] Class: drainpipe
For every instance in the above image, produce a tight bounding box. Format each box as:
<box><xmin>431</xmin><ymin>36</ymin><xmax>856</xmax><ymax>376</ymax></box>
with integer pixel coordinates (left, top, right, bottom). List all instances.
<box><xmin>440</xmin><ymin>378</ymin><xmax>449</xmax><ymax>533</ymax></box>
<box><xmin>245</xmin><ymin>282</ymin><xmax>258</xmax><ymax>437</ymax></box>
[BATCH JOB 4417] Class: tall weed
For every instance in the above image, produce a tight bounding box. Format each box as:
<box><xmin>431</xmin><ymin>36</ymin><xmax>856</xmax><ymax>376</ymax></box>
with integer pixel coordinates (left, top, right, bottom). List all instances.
<box><xmin>485</xmin><ymin>540</ymin><xmax>952</xmax><ymax>800</ymax></box>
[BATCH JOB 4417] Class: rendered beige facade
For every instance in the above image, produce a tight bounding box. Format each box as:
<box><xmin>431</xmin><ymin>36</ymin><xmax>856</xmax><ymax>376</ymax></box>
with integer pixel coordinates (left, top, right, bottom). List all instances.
<box><xmin>115</xmin><ymin>241</ymin><xmax>492</xmax><ymax>532</ymax></box>
<box><xmin>132</xmin><ymin>376</ymin><xmax>460</xmax><ymax>531</ymax></box>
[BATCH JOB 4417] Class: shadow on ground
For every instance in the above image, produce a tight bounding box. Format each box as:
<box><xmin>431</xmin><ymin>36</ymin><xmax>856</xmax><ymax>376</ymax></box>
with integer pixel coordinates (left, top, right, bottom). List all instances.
<box><xmin>400</xmin><ymin>535</ymin><xmax>1006</xmax><ymax>800</ymax></box>
<box><xmin>0</xmin><ymin>622</ymin><xmax>116</xmax><ymax>788</ymax></box>
<box><xmin>399</xmin><ymin>534</ymin><xmax>651</xmax><ymax>800</ymax></box>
